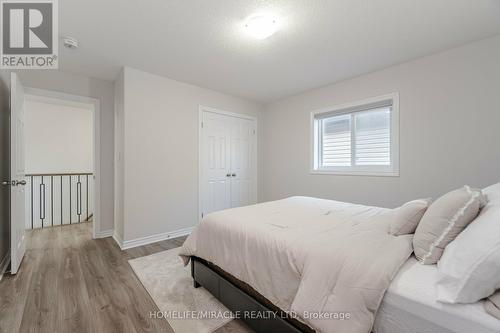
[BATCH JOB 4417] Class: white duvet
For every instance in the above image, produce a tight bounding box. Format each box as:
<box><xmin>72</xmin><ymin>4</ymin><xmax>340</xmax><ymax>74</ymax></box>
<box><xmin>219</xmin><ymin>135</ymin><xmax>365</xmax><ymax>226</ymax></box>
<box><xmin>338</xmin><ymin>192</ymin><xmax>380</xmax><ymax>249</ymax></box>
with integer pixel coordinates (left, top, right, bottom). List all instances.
<box><xmin>180</xmin><ymin>197</ymin><xmax>413</xmax><ymax>333</ymax></box>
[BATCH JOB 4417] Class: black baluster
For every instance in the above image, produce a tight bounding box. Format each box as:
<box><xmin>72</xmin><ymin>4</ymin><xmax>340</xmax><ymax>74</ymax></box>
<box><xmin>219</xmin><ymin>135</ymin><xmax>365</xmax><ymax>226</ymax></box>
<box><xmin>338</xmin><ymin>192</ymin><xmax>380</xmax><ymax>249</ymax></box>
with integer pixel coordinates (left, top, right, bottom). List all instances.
<box><xmin>40</xmin><ymin>176</ymin><xmax>45</xmax><ymax>228</ymax></box>
<box><xmin>60</xmin><ymin>175</ymin><xmax>63</xmax><ymax>226</ymax></box>
<box><xmin>51</xmin><ymin>176</ymin><xmax>53</xmax><ymax>227</ymax></box>
<box><xmin>69</xmin><ymin>175</ymin><xmax>72</xmax><ymax>225</ymax></box>
<box><xmin>77</xmin><ymin>175</ymin><xmax>82</xmax><ymax>223</ymax></box>
<box><xmin>86</xmin><ymin>174</ymin><xmax>89</xmax><ymax>221</ymax></box>
<box><xmin>30</xmin><ymin>176</ymin><xmax>33</xmax><ymax>229</ymax></box>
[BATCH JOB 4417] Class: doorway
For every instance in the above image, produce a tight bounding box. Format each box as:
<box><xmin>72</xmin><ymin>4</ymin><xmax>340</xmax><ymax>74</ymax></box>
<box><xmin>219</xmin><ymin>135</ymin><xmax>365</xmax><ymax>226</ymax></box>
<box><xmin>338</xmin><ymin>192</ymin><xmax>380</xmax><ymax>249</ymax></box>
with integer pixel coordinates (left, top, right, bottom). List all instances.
<box><xmin>198</xmin><ymin>106</ymin><xmax>257</xmax><ymax>220</ymax></box>
<box><xmin>24</xmin><ymin>92</ymin><xmax>95</xmax><ymax>228</ymax></box>
<box><xmin>8</xmin><ymin>73</ymin><xmax>101</xmax><ymax>274</ymax></box>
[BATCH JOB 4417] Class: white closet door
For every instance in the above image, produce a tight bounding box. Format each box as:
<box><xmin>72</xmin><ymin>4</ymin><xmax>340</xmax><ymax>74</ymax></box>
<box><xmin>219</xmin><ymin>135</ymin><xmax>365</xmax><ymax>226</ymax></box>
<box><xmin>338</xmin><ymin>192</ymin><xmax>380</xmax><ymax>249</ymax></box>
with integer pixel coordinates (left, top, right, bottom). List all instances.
<box><xmin>200</xmin><ymin>109</ymin><xmax>257</xmax><ymax>218</ymax></box>
<box><xmin>201</xmin><ymin>112</ymin><xmax>231</xmax><ymax>215</ymax></box>
<box><xmin>230</xmin><ymin>117</ymin><xmax>255</xmax><ymax>208</ymax></box>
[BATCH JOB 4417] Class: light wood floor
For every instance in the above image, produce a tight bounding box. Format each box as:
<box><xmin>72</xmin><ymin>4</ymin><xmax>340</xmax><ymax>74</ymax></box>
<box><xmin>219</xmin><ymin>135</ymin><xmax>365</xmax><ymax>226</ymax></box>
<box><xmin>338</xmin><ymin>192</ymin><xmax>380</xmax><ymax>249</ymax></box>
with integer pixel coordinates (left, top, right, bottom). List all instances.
<box><xmin>0</xmin><ymin>222</ymin><xmax>252</xmax><ymax>333</ymax></box>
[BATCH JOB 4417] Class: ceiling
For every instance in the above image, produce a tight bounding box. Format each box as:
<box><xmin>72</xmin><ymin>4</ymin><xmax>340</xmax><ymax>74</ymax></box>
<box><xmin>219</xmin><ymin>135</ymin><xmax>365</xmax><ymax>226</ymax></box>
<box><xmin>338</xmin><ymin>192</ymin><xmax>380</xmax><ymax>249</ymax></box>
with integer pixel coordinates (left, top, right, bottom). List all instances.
<box><xmin>58</xmin><ymin>0</ymin><xmax>500</xmax><ymax>102</ymax></box>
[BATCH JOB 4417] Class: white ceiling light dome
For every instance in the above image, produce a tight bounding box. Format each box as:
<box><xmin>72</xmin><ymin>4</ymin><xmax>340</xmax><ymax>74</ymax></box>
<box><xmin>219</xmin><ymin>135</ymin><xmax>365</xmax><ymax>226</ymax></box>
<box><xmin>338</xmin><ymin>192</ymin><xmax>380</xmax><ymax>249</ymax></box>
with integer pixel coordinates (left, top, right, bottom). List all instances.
<box><xmin>244</xmin><ymin>14</ymin><xmax>280</xmax><ymax>39</ymax></box>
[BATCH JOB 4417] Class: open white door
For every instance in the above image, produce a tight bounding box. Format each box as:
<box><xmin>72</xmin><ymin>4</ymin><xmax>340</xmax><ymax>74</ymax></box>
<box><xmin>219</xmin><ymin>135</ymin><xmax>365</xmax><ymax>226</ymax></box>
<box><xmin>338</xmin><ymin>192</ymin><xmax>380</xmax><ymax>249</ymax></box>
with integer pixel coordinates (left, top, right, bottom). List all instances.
<box><xmin>10</xmin><ymin>72</ymin><xmax>27</xmax><ymax>274</ymax></box>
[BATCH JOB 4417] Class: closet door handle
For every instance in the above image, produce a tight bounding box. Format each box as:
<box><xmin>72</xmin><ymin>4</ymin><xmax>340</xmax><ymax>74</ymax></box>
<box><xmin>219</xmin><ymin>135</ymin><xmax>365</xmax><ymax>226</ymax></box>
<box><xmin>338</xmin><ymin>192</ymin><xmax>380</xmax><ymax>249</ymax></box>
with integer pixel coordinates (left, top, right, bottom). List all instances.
<box><xmin>226</xmin><ymin>173</ymin><xmax>231</xmax><ymax>177</ymax></box>
<box><xmin>231</xmin><ymin>173</ymin><xmax>236</xmax><ymax>177</ymax></box>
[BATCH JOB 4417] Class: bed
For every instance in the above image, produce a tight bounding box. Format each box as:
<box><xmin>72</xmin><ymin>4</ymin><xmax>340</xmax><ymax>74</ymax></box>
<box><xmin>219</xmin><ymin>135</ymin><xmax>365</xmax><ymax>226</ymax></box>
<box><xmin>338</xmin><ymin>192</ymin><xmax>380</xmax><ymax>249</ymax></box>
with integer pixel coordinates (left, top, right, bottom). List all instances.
<box><xmin>180</xmin><ymin>196</ymin><xmax>500</xmax><ymax>333</ymax></box>
<box><xmin>374</xmin><ymin>257</ymin><xmax>500</xmax><ymax>333</ymax></box>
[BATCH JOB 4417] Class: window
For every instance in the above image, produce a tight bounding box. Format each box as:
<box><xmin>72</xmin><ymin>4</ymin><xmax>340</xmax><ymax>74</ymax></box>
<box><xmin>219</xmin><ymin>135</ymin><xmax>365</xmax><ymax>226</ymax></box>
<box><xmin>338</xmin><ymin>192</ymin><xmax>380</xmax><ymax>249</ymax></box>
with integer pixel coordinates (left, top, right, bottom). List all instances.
<box><xmin>311</xmin><ymin>93</ymin><xmax>399</xmax><ymax>176</ymax></box>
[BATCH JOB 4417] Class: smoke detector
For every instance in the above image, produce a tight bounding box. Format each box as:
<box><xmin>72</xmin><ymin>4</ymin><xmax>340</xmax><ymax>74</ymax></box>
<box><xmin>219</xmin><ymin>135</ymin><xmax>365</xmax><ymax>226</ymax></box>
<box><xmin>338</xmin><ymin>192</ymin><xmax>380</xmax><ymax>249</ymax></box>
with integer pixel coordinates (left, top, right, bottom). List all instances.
<box><xmin>62</xmin><ymin>36</ymin><xmax>79</xmax><ymax>49</ymax></box>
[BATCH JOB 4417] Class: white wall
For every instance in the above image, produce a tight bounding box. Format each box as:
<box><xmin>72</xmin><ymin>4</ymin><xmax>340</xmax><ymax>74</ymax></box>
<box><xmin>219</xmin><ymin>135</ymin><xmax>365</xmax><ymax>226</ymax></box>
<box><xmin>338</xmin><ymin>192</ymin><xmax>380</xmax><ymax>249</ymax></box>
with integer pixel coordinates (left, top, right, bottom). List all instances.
<box><xmin>262</xmin><ymin>35</ymin><xmax>500</xmax><ymax>208</ymax></box>
<box><xmin>25</xmin><ymin>100</ymin><xmax>93</xmax><ymax>174</ymax></box>
<box><xmin>18</xmin><ymin>70</ymin><xmax>115</xmax><ymax>233</ymax></box>
<box><xmin>115</xmin><ymin>67</ymin><xmax>262</xmax><ymax>244</ymax></box>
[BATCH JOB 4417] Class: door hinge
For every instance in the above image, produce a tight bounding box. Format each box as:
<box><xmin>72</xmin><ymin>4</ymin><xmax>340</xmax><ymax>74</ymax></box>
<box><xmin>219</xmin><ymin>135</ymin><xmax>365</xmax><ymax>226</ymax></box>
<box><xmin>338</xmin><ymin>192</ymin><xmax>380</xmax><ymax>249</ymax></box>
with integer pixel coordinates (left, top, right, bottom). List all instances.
<box><xmin>201</xmin><ymin>121</ymin><xmax>204</xmax><ymax>128</ymax></box>
<box><xmin>201</xmin><ymin>212</ymin><xmax>204</xmax><ymax>218</ymax></box>
<box><xmin>253</xmin><ymin>129</ymin><xmax>256</xmax><ymax>135</ymax></box>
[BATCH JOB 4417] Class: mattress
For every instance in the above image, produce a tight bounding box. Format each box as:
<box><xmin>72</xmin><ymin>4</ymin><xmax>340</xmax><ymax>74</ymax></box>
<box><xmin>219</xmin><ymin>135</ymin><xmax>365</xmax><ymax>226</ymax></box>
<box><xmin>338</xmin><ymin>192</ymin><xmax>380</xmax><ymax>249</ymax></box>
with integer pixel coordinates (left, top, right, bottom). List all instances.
<box><xmin>373</xmin><ymin>257</ymin><xmax>500</xmax><ymax>333</ymax></box>
<box><xmin>181</xmin><ymin>196</ymin><xmax>414</xmax><ymax>332</ymax></box>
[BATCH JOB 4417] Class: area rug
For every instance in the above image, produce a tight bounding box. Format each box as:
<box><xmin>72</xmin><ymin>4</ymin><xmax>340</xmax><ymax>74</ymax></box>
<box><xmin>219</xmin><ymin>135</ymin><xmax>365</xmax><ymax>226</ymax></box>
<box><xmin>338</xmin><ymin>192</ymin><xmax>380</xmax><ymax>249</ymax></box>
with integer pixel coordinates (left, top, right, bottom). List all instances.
<box><xmin>129</xmin><ymin>247</ymin><xmax>232</xmax><ymax>333</ymax></box>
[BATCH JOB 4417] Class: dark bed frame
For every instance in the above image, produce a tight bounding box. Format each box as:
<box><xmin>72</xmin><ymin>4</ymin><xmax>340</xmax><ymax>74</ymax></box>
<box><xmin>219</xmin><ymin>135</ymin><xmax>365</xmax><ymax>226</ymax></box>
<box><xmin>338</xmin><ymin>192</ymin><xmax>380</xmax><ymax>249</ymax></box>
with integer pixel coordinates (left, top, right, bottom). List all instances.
<box><xmin>191</xmin><ymin>256</ymin><xmax>314</xmax><ymax>333</ymax></box>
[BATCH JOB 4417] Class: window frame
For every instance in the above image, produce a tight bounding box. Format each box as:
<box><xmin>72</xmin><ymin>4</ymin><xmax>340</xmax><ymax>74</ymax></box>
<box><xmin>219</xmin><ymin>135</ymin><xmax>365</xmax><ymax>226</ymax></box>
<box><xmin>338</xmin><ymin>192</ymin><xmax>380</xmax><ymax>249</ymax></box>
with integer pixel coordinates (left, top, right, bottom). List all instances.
<box><xmin>310</xmin><ymin>93</ymin><xmax>399</xmax><ymax>177</ymax></box>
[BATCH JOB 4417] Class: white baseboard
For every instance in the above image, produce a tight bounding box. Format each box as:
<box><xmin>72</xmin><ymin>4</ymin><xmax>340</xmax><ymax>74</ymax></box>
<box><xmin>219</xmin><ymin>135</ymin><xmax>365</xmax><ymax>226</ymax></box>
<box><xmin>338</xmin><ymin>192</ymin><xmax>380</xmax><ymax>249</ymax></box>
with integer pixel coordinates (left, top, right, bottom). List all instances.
<box><xmin>95</xmin><ymin>229</ymin><xmax>114</xmax><ymax>238</ymax></box>
<box><xmin>0</xmin><ymin>251</ymin><xmax>10</xmax><ymax>282</ymax></box>
<box><xmin>113</xmin><ymin>227</ymin><xmax>193</xmax><ymax>250</ymax></box>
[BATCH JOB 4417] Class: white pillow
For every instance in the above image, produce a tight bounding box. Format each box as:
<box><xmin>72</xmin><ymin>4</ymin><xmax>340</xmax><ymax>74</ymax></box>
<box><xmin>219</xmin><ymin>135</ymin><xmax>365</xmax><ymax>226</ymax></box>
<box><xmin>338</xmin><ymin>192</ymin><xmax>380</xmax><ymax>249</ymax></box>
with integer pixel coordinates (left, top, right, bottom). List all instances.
<box><xmin>437</xmin><ymin>182</ymin><xmax>500</xmax><ymax>303</ymax></box>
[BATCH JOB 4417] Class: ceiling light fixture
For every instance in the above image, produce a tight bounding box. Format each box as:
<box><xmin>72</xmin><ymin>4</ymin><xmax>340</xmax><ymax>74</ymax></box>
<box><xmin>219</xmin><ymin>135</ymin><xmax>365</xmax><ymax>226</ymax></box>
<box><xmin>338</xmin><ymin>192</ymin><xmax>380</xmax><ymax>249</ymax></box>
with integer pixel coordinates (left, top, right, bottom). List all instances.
<box><xmin>244</xmin><ymin>14</ymin><xmax>279</xmax><ymax>39</ymax></box>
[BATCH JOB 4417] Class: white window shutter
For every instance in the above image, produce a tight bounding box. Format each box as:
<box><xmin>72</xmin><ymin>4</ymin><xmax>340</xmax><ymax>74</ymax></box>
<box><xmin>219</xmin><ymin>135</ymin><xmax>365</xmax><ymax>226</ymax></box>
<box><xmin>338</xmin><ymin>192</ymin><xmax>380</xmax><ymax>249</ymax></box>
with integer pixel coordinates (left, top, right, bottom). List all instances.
<box><xmin>354</xmin><ymin>108</ymin><xmax>391</xmax><ymax>166</ymax></box>
<box><xmin>321</xmin><ymin>115</ymin><xmax>351</xmax><ymax>167</ymax></box>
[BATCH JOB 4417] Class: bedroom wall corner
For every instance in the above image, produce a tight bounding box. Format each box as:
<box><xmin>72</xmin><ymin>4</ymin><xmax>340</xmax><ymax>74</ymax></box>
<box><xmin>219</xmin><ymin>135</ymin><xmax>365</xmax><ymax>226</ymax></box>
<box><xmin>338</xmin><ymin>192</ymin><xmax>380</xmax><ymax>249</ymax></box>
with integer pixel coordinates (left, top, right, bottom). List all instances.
<box><xmin>261</xmin><ymin>35</ymin><xmax>500</xmax><ymax>208</ymax></box>
<box><xmin>113</xmin><ymin>68</ymin><xmax>125</xmax><ymax>244</ymax></box>
<box><xmin>117</xmin><ymin>67</ymin><xmax>263</xmax><ymax>247</ymax></box>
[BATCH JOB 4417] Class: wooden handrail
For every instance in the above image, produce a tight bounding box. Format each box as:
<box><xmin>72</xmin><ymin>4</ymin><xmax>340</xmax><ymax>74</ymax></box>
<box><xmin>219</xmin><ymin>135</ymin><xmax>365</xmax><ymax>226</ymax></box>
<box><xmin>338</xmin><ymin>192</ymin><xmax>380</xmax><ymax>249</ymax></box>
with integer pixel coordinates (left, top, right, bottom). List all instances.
<box><xmin>26</xmin><ymin>172</ymin><xmax>93</xmax><ymax>177</ymax></box>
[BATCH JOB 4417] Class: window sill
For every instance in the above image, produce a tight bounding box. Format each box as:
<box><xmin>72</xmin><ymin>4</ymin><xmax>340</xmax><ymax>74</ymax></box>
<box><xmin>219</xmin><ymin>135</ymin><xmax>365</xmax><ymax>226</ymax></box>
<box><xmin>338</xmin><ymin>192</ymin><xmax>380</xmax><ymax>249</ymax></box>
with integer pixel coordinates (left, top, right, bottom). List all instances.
<box><xmin>309</xmin><ymin>169</ymin><xmax>399</xmax><ymax>177</ymax></box>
